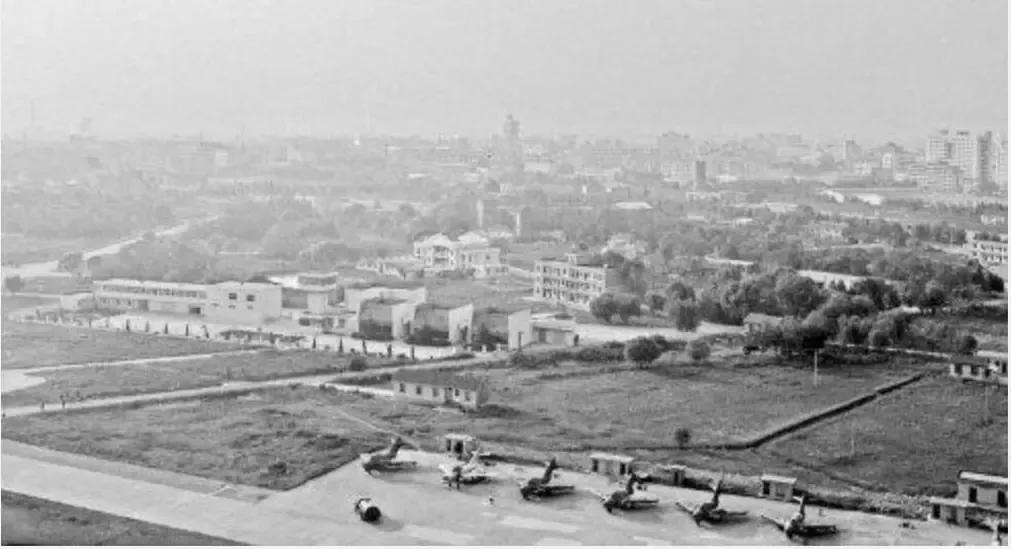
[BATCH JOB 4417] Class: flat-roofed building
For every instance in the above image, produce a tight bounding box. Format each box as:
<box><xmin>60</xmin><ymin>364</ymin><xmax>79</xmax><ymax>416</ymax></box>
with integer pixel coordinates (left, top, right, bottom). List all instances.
<box><xmin>930</xmin><ymin>471</ymin><xmax>1007</xmax><ymax>527</ymax></box>
<box><xmin>533</xmin><ymin>253</ymin><xmax>619</xmax><ymax>310</ymax></box>
<box><xmin>94</xmin><ymin>278</ymin><xmax>282</xmax><ymax>324</ymax></box>
<box><xmin>472</xmin><ymin>306</ymin><xmax>533</xmax><ymax>351</ymax></box>
<box><xmin>409</xmin><ymin>303</ymin><xmax>474</xmax><ymax>346</ymax></box>
<box><xmin>950</xmin><ymin>352</ymin><xmax>1008</xmax><ymax>385</ymax></box>
<box><xmin>205</xmin><ymin>282</ymin><xmax>283</xmax><ymax>324</ymax></box>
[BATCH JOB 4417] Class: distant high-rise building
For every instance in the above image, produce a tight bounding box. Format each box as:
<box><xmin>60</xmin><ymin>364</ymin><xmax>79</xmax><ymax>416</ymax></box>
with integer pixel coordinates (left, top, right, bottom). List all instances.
<box><xmin>926</xmin><ymin>129</ymin><xmax>986</xmax><ymax>182</ymax></box>
<box><xmin>694</xmin><ymin>160</ymin><xmax>707</xmax><ymax>186</ymax></box>
<box><xmin>977</xmin><ymin>131</ymin><xmax>995</xmax><ymax>187</ymax></box>
<box><xmin>843</xmin><ymin>139</ymin><xmax>862</xmax><ymax>162</ymax></box>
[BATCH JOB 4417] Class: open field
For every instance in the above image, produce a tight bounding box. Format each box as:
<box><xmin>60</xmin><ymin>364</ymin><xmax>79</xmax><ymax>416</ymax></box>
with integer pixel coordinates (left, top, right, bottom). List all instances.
<box><xmin>768</xmin><ymin>376</ymin><xmax>1008</xmax><ymax>497</ymax></box>
<box><xmin>347</xmin><ymin>355</ymin><xmax>925</xmax><ymax>449</ymax></box>
<box><xmin>1</xmin><ymin>294</ymin><xmax>59</xmax><ymax>317</ymax></box>
<box><xmin>2</xmin><ymin>389</ymin><xmax>391</xmax><ymax>490</ymax></box>
<box><xmin>1</xmin><ymin>491</ymin><xmax>239</xmax><ymax>546</ymax></box>
<box><xmin>1</xmin><ymin>321</ymin><xmax>248</xmax><ymax>369</ymax></box>
<box><xmin>2</xmin><ymin>349</ymin><xmax>390</xmax><ymax>406</ymax></box>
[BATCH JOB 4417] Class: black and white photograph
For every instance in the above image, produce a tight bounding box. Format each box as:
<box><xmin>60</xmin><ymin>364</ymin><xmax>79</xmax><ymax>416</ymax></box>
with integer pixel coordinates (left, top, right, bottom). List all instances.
<box><xmin>0</xmin><ymin>0</ymin><xmax>1008</xmax><ymax>545</ymax></box>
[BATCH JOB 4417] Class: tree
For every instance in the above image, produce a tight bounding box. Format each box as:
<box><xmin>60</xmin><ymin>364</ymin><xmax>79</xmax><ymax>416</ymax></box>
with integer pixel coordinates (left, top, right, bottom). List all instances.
<box><xmin>666</xmin><ymin>299</ymin><xmax>701</xmax><ymax>332</ymax></box>
<box><xmin>775</xmin><ymin>273</ymin><xmax>825</xmax><ymax>318</ymax></box>
<box><xmin>918</xmin><ymin>280</ymin><xmax>948</xmax><ymax>314</ymax></box>
<box><xmin>645</xmin><ymin>290</ymin><xmax>667</xmax><ymax>314</ymax></box>
<box><xmin>957</xmin><ymin>334</ymin><xmax>979</xmax><ymax>355</ymax></box>
<box><xmin>674</xmin><ymin>427</ymin><xmax>692</xmax><ymax>449</ymax></box>
<box><xmin>624</xmin><ymin>337</ymin><xmax>662</xmax><ymax>367</ymax></box>
<box><xmin>4</xmin><ymin>275</ymin><xmax>24</xmax><ymax>294</ymax></box>
<box><xmin>590</xmin><ymin>293</ymin><xmax>619</xmax><ymax>323</ymax></box>
<box><xmin>349</xmin><ymin>356</ymin><xmax>368</xmax><ymax>371</ymax></box>
<box><xmin>868</xmin><ymin>328</ymin><xmax>891</xmax><ymax>348</ymax></box>
<box><xmin>618</xmin><ymin>260</ymin><xmax>649</xmax><ymax>296</ymax></box>
<box><xmin>686</xmin><ymin>340</ymin><xmax>710</xmax><ymax>362</ymax></box>
<box><xmin>615</xmin><ymin>294</ymin><xmax>642</xmax><ymax>324</ymax></box>
<box><xmin>850</xmin><ymin>278</ymin><xmax>900</xmax><ymax>311</ymax></box>
<box><xmin>665</xmin><ymin>279</ymin><xmax>696</xmax><ymax>302</ymax></box>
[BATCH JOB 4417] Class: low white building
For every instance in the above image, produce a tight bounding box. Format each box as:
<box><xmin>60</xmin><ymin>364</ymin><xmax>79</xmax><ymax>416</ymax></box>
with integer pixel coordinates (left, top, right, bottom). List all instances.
<box><xmin>93</xmin><ymin>279</ymin><xmax>283</xmax><ymax>324</ymax></box>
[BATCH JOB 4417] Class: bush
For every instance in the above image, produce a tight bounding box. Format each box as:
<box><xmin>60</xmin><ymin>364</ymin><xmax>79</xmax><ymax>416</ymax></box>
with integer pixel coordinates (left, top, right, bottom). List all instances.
<box><xmin>675</xmin><ymin>428</ymin><xmax>692</xmax><ymax>449</ymax></box>
<box><xmin>651</xmin><ymin>350</ymin><xmax>683</xmax><ymax>368</ymax></box>
<box><xmin>686</xmin><ymin>340</ymin><xmax>711</xmax><ymax>362</ymax></box>
<box><xmin>349</xmin><ymin>357</ymin><xmax>368</xmax><ymax>372</ymax></box>
<box><xmin>625</xmin><ymin>337</ymin><xmax>662</xmax><ymax>367</ymax></box>
<box><xmin>575</xmin><ymin>345</ymin><xmax>625</xmax><ymax>362</ymax></box>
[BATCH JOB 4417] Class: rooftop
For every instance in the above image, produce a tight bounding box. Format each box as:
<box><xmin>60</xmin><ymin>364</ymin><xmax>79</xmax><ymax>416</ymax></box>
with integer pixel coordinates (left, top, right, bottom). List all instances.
<box><xmin>760</xmin><ymin>474</ymin><xmax>798</xmax><ymax>484</ymax></box>
<box><xmin>958</xmin><ymin>471</ymin><xmax>1008</xmax><ymax>487</ymax></box>
<box><xmin>391</xmin><ymin>369</ymin><xmax>487</xmax><ymax>392</ymax></box>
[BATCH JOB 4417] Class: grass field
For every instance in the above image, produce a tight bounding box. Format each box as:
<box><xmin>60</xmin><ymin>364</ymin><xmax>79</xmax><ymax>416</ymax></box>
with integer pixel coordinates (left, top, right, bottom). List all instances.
<box><xmin>503</xmin><ymin>241</ymin><xmax>573</xmax><ymax>271</ymax></box>
<box><xmin>1</xmin><ymin>322</ymin><xmax>247</xmax><ymax>369</ymax></box>
<box><xmin>2</xmin><ymin>389</ymin><xmax>391</xmax><ymax>490</ymax></box>
<box><xmin>1</xmin><ymin>491</ymin><xmax>240</xmax><ymax>546</ymax></box>
<box><xmin>341</xmin><ymin>354</ymin><xmax>924</xmax><ymax>449</ymax></box>
<box><xmin>2</xmin><ymin>349</ymin><xmax>389</xmax><ymax>406</ymax></box>
<box><xmin>767</xmin><ymin>376</ymin><xmax>1008</xmax><ymax>497</ymax></box>
<box><xmin>1</xmin><ymin>294</ymin><xmax>59</xmax><ymax>317</ymax></box>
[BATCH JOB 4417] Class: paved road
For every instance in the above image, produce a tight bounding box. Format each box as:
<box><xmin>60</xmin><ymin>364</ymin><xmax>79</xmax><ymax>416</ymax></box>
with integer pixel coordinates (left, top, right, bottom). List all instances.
<box><xmin>0</xmin><ymin>443</ymin><xmax>992</xmax><ymax>546</ymax></box>
<box><xmin>1</xmin><ymin>354</ymin><xmax>496</xmax><ymax>417</ymax></box>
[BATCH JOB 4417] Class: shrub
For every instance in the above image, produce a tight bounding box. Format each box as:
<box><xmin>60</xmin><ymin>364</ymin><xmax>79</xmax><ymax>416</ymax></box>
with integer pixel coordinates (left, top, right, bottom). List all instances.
<box><xmin>674</xmin><ymin>428</ymin><xmax>692</xmax><ymax>449</ymax></box>
<box><xmin>686</xmin><ymin>340</ymin><xmax>711</xmax><ymax>362</ymax></box>
<box><xmin>349</xmin><ymin>357</ymin><xmax>368</xmax><ymax>372</ymax></box>
<box><xmin>625</xmin><ymin>337</ymin><xmax>662</xmax><ymax>367</ymax></box>
<box><xmin>651</xmin><ymin>350</ymin><xmax>682</xmax><ymax>368</ymax></box>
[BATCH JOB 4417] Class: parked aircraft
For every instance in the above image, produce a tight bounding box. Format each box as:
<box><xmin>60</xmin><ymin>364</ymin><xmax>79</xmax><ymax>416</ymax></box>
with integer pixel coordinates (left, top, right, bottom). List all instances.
<box><xmin>518</xmin><ymin>457</ymin><xmax>575</xmax><ymax>501</ymax></box>
<box><xmin>439</xmin><ymin>447</ymin><xmax>495</xmax><ymax>488</ymax></box>
<box><xmin>361</xmin><ymin>436</ymin><xmax>418</xmax><ymax>475</ymax></box>
<box><xmin>761</xmin><ymin>495</ymin><xmax>838</xmax><ymax>541</ymax></box>
<box><xmin>590</xmin><ymin>473</ymin><xmax>660</xmax><ymax>513</ymax></box>
<box><xmin>675</xmin><ymin>478</ymin><xmax>748</xmax><ymax>525</ymax></box>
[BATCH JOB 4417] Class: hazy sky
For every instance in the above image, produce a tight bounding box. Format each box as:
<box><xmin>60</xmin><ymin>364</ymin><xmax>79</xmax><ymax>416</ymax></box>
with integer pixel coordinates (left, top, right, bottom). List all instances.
<box><xmin>2</xmin><ymin>0</ymin><xmax>1007</xmax><ymax>142</ymax></box>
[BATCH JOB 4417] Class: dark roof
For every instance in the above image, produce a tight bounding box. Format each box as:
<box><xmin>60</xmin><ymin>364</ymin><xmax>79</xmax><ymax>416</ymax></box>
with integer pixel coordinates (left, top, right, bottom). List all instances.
<box><xmin>951</xmin><ymin>355</ymin><xmax>989</xmax><ymax>366</ymax></box>
<box><xmin>391</xmin><ymin>369</ymin><xmax>486</xmax><ymax>392</ymax></box>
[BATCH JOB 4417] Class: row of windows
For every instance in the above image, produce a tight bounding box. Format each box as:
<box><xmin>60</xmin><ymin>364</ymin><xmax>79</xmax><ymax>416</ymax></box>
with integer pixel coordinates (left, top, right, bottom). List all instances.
<box><xmin>397</xmin><ymin>383</ymin><xmax>472</xmax><ymax>401</ymax></box>
<box><xmin>227</xmin><ymin>292</ymin><xmax>256</xmax><ymax>302</ymax></box>
<box><xmin>99</xmin><ymin>285</ymin><xmax>205</xmax><ymax>299</ymax></box>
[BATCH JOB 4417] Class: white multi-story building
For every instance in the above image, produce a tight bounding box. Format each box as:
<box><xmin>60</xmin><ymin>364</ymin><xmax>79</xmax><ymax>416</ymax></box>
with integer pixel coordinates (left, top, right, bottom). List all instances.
<box><xmin>94</xmin><ymin>279</ymin><xmax>283</xmax><ymax>324</ymax></box>
<box><xmin>965</xmin><ymin>233</ymin><xmax>1009</xmax><ymax>266</ymax></box>
<box><xmin>413</xmin><ymin>233</ymin><xmax>507</xmax><ymax>278</ymax></box>
<box><xmin>533</xmin><ymin>253</ymin><xmax>620</xmax><ymax>310</ymax></box>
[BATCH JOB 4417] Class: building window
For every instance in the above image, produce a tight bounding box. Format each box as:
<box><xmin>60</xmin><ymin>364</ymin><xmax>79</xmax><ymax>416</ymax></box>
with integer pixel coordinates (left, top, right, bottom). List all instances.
<box><xmin>455</xmin><ymin>388</ymin><xmax>461</xmax><ymax>397</ymax></box>
<box><xmin>432</xmin><ymin>387</ymin><xmax>440</xmax><ymax>397</ymax></box>
<box><xmin>415</xmin><ymin>385</ymin><xmax>422</xmax><ymax>395</ymax></box>
<box><xmin>399</xmin><ymin>383</ymin><xmax>406</xmax><ymax>393</ymax></box>
<box><xmin>999</xmin><ymin>490</ymin><xmax>1007</xmax><ymax>508</ymax></box>
<box><xmin>228</xmin><ymin>292</ymin><xmax>238</xmax><ymax>300</ymax></box>
<box><xmin>246</xmin><ymin>294</ymin><xmax>255</xmax><ymax>302</ymax></box>
<box><xmin>968</xmin><ymin>486</ymin><xmax>978</xmax><ymax>503</ymax></box>
<box><xmin>464</xmin><ymin>391</ymin><xmax>472</xmax><ymax>401</ymax></box>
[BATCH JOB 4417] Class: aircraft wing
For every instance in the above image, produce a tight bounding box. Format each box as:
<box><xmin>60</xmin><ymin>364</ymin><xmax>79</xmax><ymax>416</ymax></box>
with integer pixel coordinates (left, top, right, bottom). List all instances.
<box><xmin>628</xmin><ymin>494</ymin><xmax>660</xmax><ymax>505</ymax></box>
<box><xmin>801</xmin><ymin>524</ymin><xmax>839</xmax><ymax>537</ymax></box>
<box><xmin>674</xmin><ymin>501</ymin><xmax>696</xmax><ymax>515</ymax></box>
<box><xmin>438</xmin><ymin>464</ymin><xmax>456</xmax><ymax>476</ymax></box>
<box><xmin>760</xmin><ymin>515</ymin><xmax>788</xmax><ymax>532</ymax></box>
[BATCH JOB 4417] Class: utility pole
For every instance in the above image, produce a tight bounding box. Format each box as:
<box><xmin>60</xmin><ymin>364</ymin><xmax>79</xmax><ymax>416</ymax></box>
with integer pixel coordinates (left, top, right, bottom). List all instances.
<box><xmin>813</xmin><ymin>349</ymin><xmax>820</xmax><ymax>387</ymax></box>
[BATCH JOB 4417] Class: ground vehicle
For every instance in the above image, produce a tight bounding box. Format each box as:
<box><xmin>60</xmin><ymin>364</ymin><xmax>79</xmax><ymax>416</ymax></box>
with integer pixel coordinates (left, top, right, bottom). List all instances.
<box><xmin>354</xmin><ymin>498</ymin><xmax>382</xmax><ymax>523</ymax></box>
<box><xmin>439</xmin><ymin>449</ymin><xmax>495</xmax><ymax>488</ymax></box>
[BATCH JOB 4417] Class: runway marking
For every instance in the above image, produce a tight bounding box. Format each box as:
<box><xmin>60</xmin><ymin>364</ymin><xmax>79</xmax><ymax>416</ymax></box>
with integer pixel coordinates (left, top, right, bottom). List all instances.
<box><xmin>632</xmin><ymin>535</ymin><xmax>672</xmax><ymax>546</ymax></box>
<box><xmin>501</xmin><ymin>515</ymin><xmax>580</xmax><ymax>534</ymax></box>
<box><xmin>402</xmin><ymin>524</ymin><xmax>474</xmax><ymax>545</ymax></box>
<box><xmin>535</xmin><ymin>537</ymin><xmax>582</xmax><ymax>546</ymax></box>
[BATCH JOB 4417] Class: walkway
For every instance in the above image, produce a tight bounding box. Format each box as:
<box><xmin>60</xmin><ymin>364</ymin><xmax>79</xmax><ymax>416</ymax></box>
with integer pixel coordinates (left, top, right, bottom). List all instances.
<box><xmin>1</xmin><ymin>354</ymin><xmax>497</xmax><ymax>418</ymax></box>
<box><xmin>0</xmin><ymin>442</ymin><xmax>990</xmax><ymax>546</ymax></box>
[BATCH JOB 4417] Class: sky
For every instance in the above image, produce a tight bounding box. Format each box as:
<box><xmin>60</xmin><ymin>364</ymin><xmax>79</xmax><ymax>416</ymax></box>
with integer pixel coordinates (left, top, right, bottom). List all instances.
<box><xmin>1</xmin><ymin>0</ymin><xmax>1007</xmax><ymax>143</ymax></box>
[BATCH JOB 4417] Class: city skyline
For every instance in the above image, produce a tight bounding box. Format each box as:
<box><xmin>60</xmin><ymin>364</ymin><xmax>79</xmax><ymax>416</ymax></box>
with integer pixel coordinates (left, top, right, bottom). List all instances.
<box><xmin>2</xmin><ymin>0</ymin><xmax>1007</xmax><ymax>142</ymax></box>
